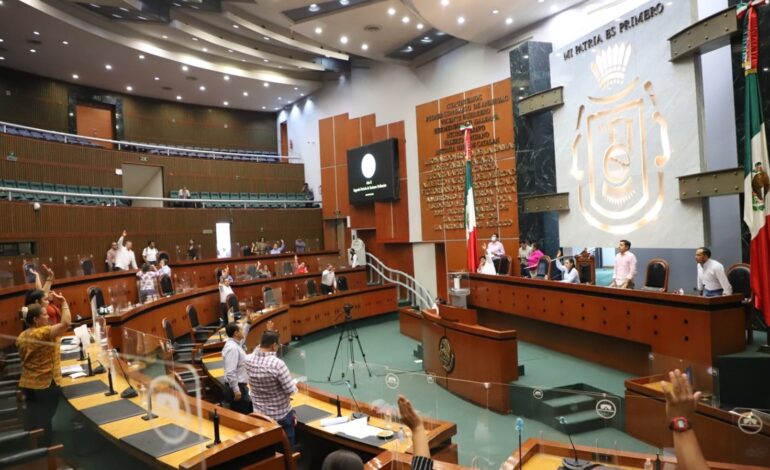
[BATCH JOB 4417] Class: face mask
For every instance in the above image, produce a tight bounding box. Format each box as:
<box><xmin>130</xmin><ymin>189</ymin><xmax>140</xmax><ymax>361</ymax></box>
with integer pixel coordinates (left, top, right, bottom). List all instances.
<box><xmin>491</xmin><ymin>236</ymin><xmax>497</xmax><ymax>242</ymax></box>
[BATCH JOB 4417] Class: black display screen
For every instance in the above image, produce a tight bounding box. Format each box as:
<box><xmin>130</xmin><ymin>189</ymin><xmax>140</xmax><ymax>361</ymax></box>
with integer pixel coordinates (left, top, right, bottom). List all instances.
<box><xmin>347</xmin><ymin>138</ymin><xmax>400</xmax><ymax>204</ymax></box>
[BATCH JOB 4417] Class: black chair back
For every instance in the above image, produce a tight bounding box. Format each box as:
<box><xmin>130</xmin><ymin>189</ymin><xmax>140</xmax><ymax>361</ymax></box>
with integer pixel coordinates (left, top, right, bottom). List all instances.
<box><xmin>727</xmin><ymin>264</ymin><xmax>751</xmax><ymax>298</ymax></box>
<box><xmin>535</xmin><ymin>257</ymin><xmax>550</xmax><ymax>279</ymax></box>
<box><xmin>81</xmin><ymin>258</ymin><xmax>95</xmax><ymax>276</ymax></box>
<box><xmin>187</xmin><ymin>305</ymin><xmax>201</xmax><ymax>329</ymax></box>
<box><xmin>306</xmin><ymin>279</ymin><xmax>317</xmax><ymax>297</ymax></box>
<box><xmin>643</xmin><ymin>259</ymin><xmax>669</xmax><ymax>291</ymax></box>
<box><xmin>215</xmin><ymin>269</ymin><xmax>223</xmax><ymax>282</ymax></box>
<box><xmin>337</xmin><ymin>276</ymin><xmax>349</xmax><ymax>291</ymax></box>
<box><xmin>158</xmin><ymin>251</ymin><xmax>170</xmax><ymax>263</ymax></box>
<box><xmin>247</xmin><ymin>265</ymin><xmax>258</xmax><ymax>279</ymax></box>
<box><xmin>498</xmin><ymin>256</ymin><xmax>511</xmax><ymax>276</ymax></box>
<box><xmin>226</xmin><ymin>293</ymin><xmax>239</xmax><ymax>313</ymax></box>
<box><xmin>579</xmin><ymin>264</ymin><xmax>592</xmax><ymax>284</ymax></box>
<box><xmin>159</xmin><ymin>274</ymin><xmax>174</xmax><ymax>296</ymax></box>
<box><xmin>283</xmin><ymin>261</ymin><xmax>293</xmax><ymax>276</ymax></box>
<box><xmin>162</xmin><ymin>318</ymin><xmax>174</xmax><ymax>343</ymax></box>
<box><xmin>87</xmin><ymin>286</ymin><xmax>105</xmax><ymax>316</ymax></box>
<box><xmin>241</xmin><ymin>246</ymin><xmax>251</xmax><ymax>257</ymax></box>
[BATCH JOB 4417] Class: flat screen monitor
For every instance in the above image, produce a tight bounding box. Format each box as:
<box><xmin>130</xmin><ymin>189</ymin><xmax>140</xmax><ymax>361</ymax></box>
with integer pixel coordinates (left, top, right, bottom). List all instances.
<box><xmin>347</xmin><ymin>138</ymin><xmax>399</xmax><ymax>204</ymax></box>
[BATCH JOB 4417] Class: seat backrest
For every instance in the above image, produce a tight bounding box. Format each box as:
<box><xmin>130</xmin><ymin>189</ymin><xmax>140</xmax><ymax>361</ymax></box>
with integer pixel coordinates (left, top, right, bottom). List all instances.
<box><xmin>263</xmin><ymin>287</ymin><xmax>276</xmax><ymax>307</ymax></box>
<box><xmin>535</xmin><ymin>256</ymin><xmax>551</xmax><ymax>279</ymax></box>
<box><xmin>226</xmin><ymin>293</ymin><xmax>239</xmax><ymax>312</ymax></box>
<box><xmin>726</xmin><ymin>263</ymin><xmax>751</xmax><ymax>299</ymax></box>
<box><xmin>306</xmin><ymin>279</ymin><xmax>317</xmax><ymax>297</ymax></box>
<box><xmin>337</xmin><ymin>275</ymin><xmax>349</xmax><ymax>291</ymax></box>
<box><xmin>187</xmin><ymin>305</ymin><xmax>201</xmax><ymax>328</ymax></box>
<box><xmin>87</xmin><ymin>286</ymin><xmax>105</xmax><ymax>316</ymax></box>
<box><xmin>162</xmin><ymin>318</ymin><xmax>174</xmax><ymax>343</ymax></box>
<box><xmin>499</xmin><ymin>256</ymin><xmax>512</xmax><ymax>276</ymax></box>
<box><xmin>575</xmin><ymin>251</ymin><xmax>596</xmax><ymax>284</ymax></box>
<box><xmin>644</xmin><ymin>259</ymin><xmax>669</xmax><ymax>291</ymax></box>
<box><xmin>158</xmin><ymin>251</ymin><xmax>169</xmax><ymax>262</ymax></box>
<box><xmin>159</xmin><ymin>274</ymin><xmax>173</xmax><ymax>296</ymax></box>
<box><xmin>81</xmin><ymin>258</ymin><xmax>95</xmax><ymax>275</ymax></box>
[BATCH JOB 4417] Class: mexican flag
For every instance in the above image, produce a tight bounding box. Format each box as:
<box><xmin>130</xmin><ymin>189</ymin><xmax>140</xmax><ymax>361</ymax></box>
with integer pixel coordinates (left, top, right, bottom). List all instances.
<box><xmin>462</xmin><ymin>123</ymin><xmax>478</xmax><ymax>273</ymax></box>
<box><xmin>740</xmin><ymin>2</ymin><xmax>770</xmax><ymax>324</ymax></box>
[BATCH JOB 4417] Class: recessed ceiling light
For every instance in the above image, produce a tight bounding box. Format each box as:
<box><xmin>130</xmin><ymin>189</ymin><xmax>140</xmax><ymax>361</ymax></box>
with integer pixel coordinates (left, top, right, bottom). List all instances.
<box><xmin>202</xmin><ymin>47</ymin><xmax>208</xmax><ymax>52</ymax></box>
<box><xmin>457</xmin><ymin>16</ymin><xmax>465</xmax><ymax>24</ymax></box>
<box><xmin>300</xmin><ymin>93</ymin><xmax>305</xmax><ymax>96</ymax></box>
<box><xmin>241</xmin><ymin>59</ymin><xmax>246</xmax><ymax>62</ymax></box>
<box><xmin>550</xmin><ymin>4</ymin><xmax>558</xmax><ymax>12</ymax></box>
<box><xmin>293</xmin><ymin>87</ymin><xmax>298</xmax><ymax>90</ymax></box>
<box><xmin>340</xmin><ymin>35</ymin><xmax>348</xmax><ymax>44</ymax></box>
<box><xmin>227</xmin><ymin>49</ymin><xmax>234</xmax><ymax>53</ymax></box>
<box><xmin>192</xmin><ymin>37</ymin><xmax>198</xmax><ymax>41</ymax></box>
<box><xmin>764</xmin><ymin>67</ymin><xmax>770</xmax><ymax>72</ymax></box>
<box><xmin>154</xmin><ymin>76</ymin><xmax>160</xmax><ymax>80</ymax></box>
<box><xmin>223</xmin><ymin>75</ymin><xmax>230</xmax><ymax>81</ymax></box>
<box><xmin>105</xmin><ymin>63</ymin><xmax>112</xmax><ymax>70</ymax></box>
<box><xmin>181</xmin><ymin>65</ymin><xmax>189</xmax><ymax>72</ymax></box>
<box><xmin>309</xmin><ymin>3</ymin><xmax>320</xmax><ymax>12</ymax></box>
<box><xmin>263</xmin><ymin>36</ymin><xmax>270</xmax><ymax>41</ymax></box>
<box><xmin>61</xmin><ymin>40</ymin><xmax>69</xmax><ymax>45</ymax></box>
<box><xmin>315</xmin><ymin>27</ymin><xmax>323</xmax><ymax>34</ymax></box>
<box><xmin>402</xmin><ymin>16</ymin><xmax>410</xmax><ymax>23</ymax></box>
<box><xmin>361</xmin><ymin>43</ymin><xmax>369</xmax><ymax>50</ymax></box>
<box><xmin>223</xmin><ymin>101</ymin><xmax>229</xmax><ymax>106</ymax></box>
<box><xmin>242</xmin><ymin>91</ymin><xmax>248</xmax><ymax>96</ymax></box>
<box><xmin>416</xmin><ymin>23</ymin><xmax>424</xmax><ymax>30</ymax></box>
<box><xmin>263</xmin><ymin>82</ymin><xmax>270</xmax><ymax>87</ymax></box>
<box><xmin>162</xmin><ymin>35</ymin><xmax>168</xmax><ymax>39</ymax></box>
<box><xmin>275</xmin><ymin>107</ymin><xmax>279</xmax><ymax>110</ymax></box>
<box><xmin>199</xmin><ymin>85</ymin><xmax>206</xmax><ymax>91</ymax></box>
<box><xmin>126</xmin><ymin>85</ymin><xmax>133</xmax><ymax>91</ymax></box>
<box><xmin>139</xmin><ymin>54</ymin><xmax>145</xmax><ymax>59</ymax></box>
<box><xmin>278</xmin><ymin>97</ymin><xmax>282</xmax><ymax>100</ymax></box>
<box><xmin>263</xmin><ymin>59</ymin><xmax>269</xmax><ymax>63</ymax></box>
<box><xmin>119</xmin><ymin>6</ymin><xmax>128</xmax><ymax>12</ymax></box>
<box><xmin>492</xmin><ymin>9</ymin><xmax>499</xmax><ymax>14</ymax></box>
<box><xmin>523</xmin><ymin>54</ymin><xmax>529</xmax><ymax>59</ymax></box>
<box><xmin>176</xmin><ymin>95</ymin><xmax>182</xmax><ymax>100</ymax></box>
<box><xmin>137</xmin><ymin>16</ymin><xmax>146</xmax><ymax>20</ymax></box>
<box><xmin>29</xmin><ymin>48</ymin><xmax>36</xmax><ymax>53</ymax></box>
<box><xmin>387</xmin><ymin>7</ymin><xmax>396</xmax><ymax>15</ymax></box>
<box><xmin>0</xmin><ymin>57</ymin><xmax>4</xmax><ymax>61</ymax></box>
<box><xmin>506</xmin><ymin>17</ymin><xmax>513</xmax><ymax>25</ymax></box>
<box><xmin>232</xmin><ymin>24</ymin><xmax>239</xmax><ymax>29</ymax></box>
<box><xmin>33</xmin><ymin>31</ymin><xmax>40</xmax><ymax>36</ymax></box>
<box><xmin>112</xmin><ymin>14</ymin><xmax>122</xmax><ymax>18</ymax></box>
<box><xmin>0</xmin><ymin>38</ymin><xmax>3</xmax><ymax>43</ymax></box>
<box><xmin>72</xmin><ymin>74</ymin><xmax>79</xmax><ymax>79</ymax></box>
<box><xmin>339</xmin><ymin>0</ymin><xmax>349</xmax><ymax>5</ymax></box>
<box><xmin>441</xmin><ymin>0</ymin><xmax>449</xmax><ymax>6</ymax></box>
<box><xmin>538</xmin><ymin>0</ymin><xmax>544</xmax><ymax>3</ymax></box>
<box><xmin>261</xmin><ymin>106</ymin><xmax>266</xmax><ymax>109</ymax></box>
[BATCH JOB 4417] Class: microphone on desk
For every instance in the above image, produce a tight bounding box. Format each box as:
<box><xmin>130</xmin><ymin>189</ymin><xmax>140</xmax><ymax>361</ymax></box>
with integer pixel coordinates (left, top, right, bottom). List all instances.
<box><xmin>104</xmin><ymin>364</ymin><xmax>117</xmax><ymax>396</ymax></box>
<box><xmin>92</xmin><ymin>360</ymin><xmax>106</xmax><ymax>375</ymax></box>
<box><xmin>112</xmin><ymin>349</ymin><xmax>138</xmax><ymax>399</ymax></box>
<box><xmin>207</xmin><ymin>408</ymin><xmax>222</xmax><ymax>448</ymax></box>
<box><xmin>86</xmin><ymin>353</ymin><xmax>93</xmax><ymax>377</ymax></box>
<box><xmin>557</xmin><ymin>416</ymin><xmax>592</xmax><ymax>470</ymax></box>
<box><xmin>79</xmin><ymin>340</ymin><xmax>85</xmax><ymax>361</ymax></box>
<box><xmin>515</xmin><ymin>417</ymin><xmax>524</xmax><ymax>469</ymax></box>
<box><xmin>336</xmin><ymin>395</ymin><xmax>342</xmax><ymax>418</ymax></box>
<box><xmin>142</xmin><ymin>387</ymin><xmax>158</xmax><ymax>421</ymax></box>
<box><xmin>344</xmin><ymin>381</ymin><xmax>366</xmax><ymax>420</ymax></box>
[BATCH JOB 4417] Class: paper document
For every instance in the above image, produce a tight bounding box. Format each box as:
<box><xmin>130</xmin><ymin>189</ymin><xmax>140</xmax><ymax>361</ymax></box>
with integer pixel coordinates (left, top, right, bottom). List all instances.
<box><xmin>323</xmin><ymin>417</ymin><xmax>384</xmax><ymax>439</ymax></box>
<box><xmin>61</xmin><ymin>365</ymin><xmax>84</xmax><ymax>375</ymax></box>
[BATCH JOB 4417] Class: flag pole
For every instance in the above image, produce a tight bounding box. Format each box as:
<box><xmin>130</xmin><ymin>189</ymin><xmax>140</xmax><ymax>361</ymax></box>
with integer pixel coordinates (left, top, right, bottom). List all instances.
<box><xmin>461</xmin><ymin>121</ymin><xmax>478</xmax><ymax>273</ymax></box>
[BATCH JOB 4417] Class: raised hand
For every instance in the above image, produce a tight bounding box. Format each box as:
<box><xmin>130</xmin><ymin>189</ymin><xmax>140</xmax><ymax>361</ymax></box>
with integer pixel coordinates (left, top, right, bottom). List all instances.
<box><xmin>662</xmin><ymin>369</ymin><xmax>701</xmax><ymax>421</ymax></box>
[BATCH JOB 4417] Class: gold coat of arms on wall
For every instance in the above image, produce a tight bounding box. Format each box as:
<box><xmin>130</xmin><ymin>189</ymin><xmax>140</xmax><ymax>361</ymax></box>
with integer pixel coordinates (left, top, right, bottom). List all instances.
<box><xmin>570</xmin><ymin>42</ymin><xmax>671</xmax><ymax>234</ymax></box>
<box><xmin>438</xmin><ymin>336</ymin><xmax>455</xmax><ymax>373</ymax></box>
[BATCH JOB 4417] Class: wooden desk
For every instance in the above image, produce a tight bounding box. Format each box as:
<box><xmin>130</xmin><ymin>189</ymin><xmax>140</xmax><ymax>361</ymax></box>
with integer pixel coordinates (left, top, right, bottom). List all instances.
<box><xmin>468</xmin><ymin>274</ymin><xmax>746</xmax><ymax>374</ymax></box>
<box><xmin>420</xmin><ymin>307</ymin><xmax>518</xmax><ymax>414</ymax></box>
<box><xmin>365</xmin><ymin>451</ymin><xmax>470</xmax><ymax>469</ymax></box>
<box><xmin>59</xmin><ymin>345</ymin><xmax>292</xmax><ymax>469</ymax></box>
<box><xmin>0</xmin><ymin>250</ymin><xmax>342</xmax><ymax>348</ymax></box>
<box><xmin>625</xmin><ymin>375</ymin><xmax>770</xmax><ymax>467</ymax></box>
<box><xmin>499</xmin><ymin>438</ymin><xmax>767</xmax><ymax>469</ymax></box>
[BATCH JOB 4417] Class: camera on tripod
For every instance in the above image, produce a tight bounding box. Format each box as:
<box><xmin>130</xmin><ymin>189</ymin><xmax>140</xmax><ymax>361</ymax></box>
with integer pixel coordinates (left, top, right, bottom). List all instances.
<box><xmin>343</xmin><ymin>303</ymin><xmax>353</xmax><ymax>320</ymax></box>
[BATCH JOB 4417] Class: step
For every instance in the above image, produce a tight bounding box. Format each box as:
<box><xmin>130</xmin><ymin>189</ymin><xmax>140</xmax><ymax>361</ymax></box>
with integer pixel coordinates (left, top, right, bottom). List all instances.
<box><xmin>556</xmin><ymin>409</ymin><xmax>607</xmax><ymax>434</ymax></box>
<box><xmin>542</xmin><ymin>394</ymin><xmax>596</xmax><ymax>414</ymax></box>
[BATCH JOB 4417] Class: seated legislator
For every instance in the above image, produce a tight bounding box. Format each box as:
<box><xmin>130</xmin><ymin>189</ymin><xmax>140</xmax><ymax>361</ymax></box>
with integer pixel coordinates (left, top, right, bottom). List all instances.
<box><xmin>246</xmin><ymin>328</ymin><xmax>298</xmax><ymax>448</ymax></box>
<box><xmin>17</xmin><ymin>297</ymin><xmax>72</xmax><ymax>446</ymax></box>
<box><xmin>553</xmin><ymin>250</ymin><xmax>580</xmax><ymax>283</ymax></box>
<box><xmin>609</xmin><ymin>239</ymin><xmax>637</xmax><ymax>289</ymax></box>
<box><xmin>526</xmin><ymin>242</ymin><xmax>545</xmax><ymax>278</ymax></box>
<box><xmin>518</xmin><ymin>240</ymin><xmax>532</xmax><ymax>276</ymax></box>
<box><xmin>222</xmin><ymin>321</ymin><xmax>254</xmax><ymax>414</ymax></box>
<box><xmin>477</xmin><ymin>255</ymin><xmax>497</xmax><ymax>275</ymax></box>
<box><xmin>695</xmin><ymin>247</ymin><xmax>733</xmax><ymax>297</ymax></box>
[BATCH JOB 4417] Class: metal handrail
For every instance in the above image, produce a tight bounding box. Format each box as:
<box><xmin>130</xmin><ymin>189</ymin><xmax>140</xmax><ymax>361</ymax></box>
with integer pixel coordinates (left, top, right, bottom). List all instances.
<box><xmin>366</xmin><ymin>252</ymin><xmax>436</xmax><ymax>310</ymax></box>
<box><xmin>0</xmin><ymin>120</ymin><xmax>301</xmax><ymax>163</ymax></box>
<box><xmin>0</xmin><ymin>187</ymin><xmax>321</xmax><ymax>208</ymax></box>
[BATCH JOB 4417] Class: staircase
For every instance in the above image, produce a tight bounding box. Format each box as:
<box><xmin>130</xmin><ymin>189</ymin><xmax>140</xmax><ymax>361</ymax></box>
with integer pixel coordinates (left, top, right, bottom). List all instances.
<box><xmin>366</xmin><ymin>253</ymin><xmax>436</xmax><ymax>310</ymax></box>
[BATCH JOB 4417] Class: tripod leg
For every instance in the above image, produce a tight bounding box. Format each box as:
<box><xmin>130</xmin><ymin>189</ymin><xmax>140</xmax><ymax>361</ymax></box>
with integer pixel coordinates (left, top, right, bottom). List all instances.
<box><xmin>327</xmin><ymin>328</ymin><xmax>347</xmax><ymax>381</ymax></box>
<box><xmin>351</xmin><ymin>327</ymin><xmax>373</xmax><ymax>378</ymax></box>
<box><xmin>347</xmin><ymin>327</ymin><xmax>358</xmax><ymax>388</ymax></box>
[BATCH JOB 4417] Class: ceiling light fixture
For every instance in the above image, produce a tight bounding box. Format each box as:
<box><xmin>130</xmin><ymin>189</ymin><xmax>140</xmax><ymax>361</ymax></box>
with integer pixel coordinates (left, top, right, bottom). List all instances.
<box><xmin>33</xmin><ymin>31</ymin><xmax>40</xmax><ymax>36</ymax></box>
<box><xmin>387</xmin><ymin>7</ymin><xmax>396</xmax><ymax>15</ymax></box>
<box><xmin>293</xmin><ymin>87</ymin><xmax>298</xmax><ymax>90</ymax></box>
<box><xmin>119</xmin><ymin>6</ymin><xmax>128</xmax><ymax>12</ymax></box>
<box><xmin>202</xmin><ymin>47</ymin><xmax>208</xmax><ymax>52</ymax></box>
<box><xmin>361</xmin><ymin>43</ymin><xmax>369</xmax><ymax>50</ymax></box>
<box><xmin>223</xmin><ymin>75</ymin><xmax>230</xmax><ymax>81</ymax></box>
<box><xmin>192</xmin><ymin>37</ymin><xmax>198</xmax><ymax>41</ymax></box>
<box><xmin>263</xmin><ymin>36</ymin><xmax>270</xmax><ymax>41</ymax></box>
<box><xmin>402</xmin><ymin>16</ymin><xmax>410</xmax><ymax>23</ymax></box>
<box><xmin>493</xmin><ymin>9</ymin><xmax>499</xmax><ymax>14</ymax></box>
<box><xmin>243</xmin><ymin>91</ymin><xmax>248</xmax><ymax>96</ymax></box>
<box><xmin>199</xmin><ymin>85</ymin><xmax>206</xmax><ymax>91</ymax></box>
<box><xmin>139</xmin><ymin>54</ymin><xmax>145</xmax><ymax>59</ymax></box>
<box><xmin>232</xmin><ymin>24</ymin><xmax>239</xmax><ymax>29</ymax></box>
<box><xmin>223</xmin><ymin>101</ymin><xmax>229</xmax><ymax>106</ymax></box>
<box><xmin>105</xmin><ymin>64</ymin><xmax>112</xmax><ymax>70</ymax></box>
<box><xmin>315</xmin><ymin>27</ymin><xmax>323</xmax><ymax>34</ymax></box>
<box><xmin>263</xmin><ymin>82</ymin><xmax>270</xmax><ymax>87</ymax></box>
<box><xmin>62</xmin><ymin>40</ymin><xmax>69</xmax><ymax>45</ymax></box>
<box><xmin>176</xmin><ymin>95</ymin><xmax>182</xmax><ymax>100</ymax></box>
<box><xmin>506</xmin><ymin>17</ymin><xmax>513</xmax><ymax>24</ymax></box>
<box><xmin>154</xmin><ymin>76</ymin><xmax>160</xmax><ymax>80</ymax></box>
<box><xmin>457</xmin><ymin>16</ymin><xmax>465</xmax><ymax>24</ymax></box>
<box><xmin>162</xmin><ymin>35</ymin><xmax>168</xmax><ymax>39</ymax></box>
<box><xmin>340</xmin><ymin>35</ymin><xmax>348</xmax><ymax>44</ymax></box>
<box><xmin>339</xmin><ymin>0</ymin><xmax>349</xmax><ymax>5</ymax></box>
<box><xmin>309</xmin><ymin>3</ymin><xmax>320</xmax><ymax>12</ymax></box>
<box><xmin>72</xmin><ymin>74</ymin><xmax>79</xmax><ymax>79</ymax></box>
<box><xmin>300</xmin><ymin>93</ymin><xmax>305</xmax><ymax>96</ymax></box>
<box><xmin>278</xmin><ymin>97</ymin><xmax>283</xmax><ymax>100</ymax></box>
<box><xmin>181</xmin><ymin>65</ymin><xmax>188</xmax><ymax>71</ymax></box>
<box><xmin>126</xmin><ymin>85</ymin><xmax>133</xmax><ymax>91</ymax></box>
<box><xmin>29</xmin><ymin>48</ymin><xmax>36</xmax><ymax>53</ymax></box>
<box><xmin>112</xmin><ymin>14</ymin><xmax>122</xmax><ymax>18</ymax></box>
<box><xmin>441</xmin><ymin>0</ymin><xmax>449</xmax><ymax>6</ymax></box>
<box><xmin>0</xmin><ymin>38</ymin><xmax>3</xmax><ymax>43</ymax></box>
<box><xmin>416</xmin><ymin>23</ymin><xmax>424</xmax><ymax>30</ymax></box>
<box><xmin>263</xmin><ymin>59</ymin><xmax>269</xmax><ymax>62</ymax></box>
<box><xmin>0</xmin><ymin>57</ymin><xmax>4</xmax><ymax>61</ymax></box>
<box><xmin>227</xmin><ymin>49</ymin><xmax>234</xmax><ymax>53</ymax></box>
<box><xmin>261</xmin><ymin>106</ymin><xmax>266</xmax><ymax>109</ymax></box>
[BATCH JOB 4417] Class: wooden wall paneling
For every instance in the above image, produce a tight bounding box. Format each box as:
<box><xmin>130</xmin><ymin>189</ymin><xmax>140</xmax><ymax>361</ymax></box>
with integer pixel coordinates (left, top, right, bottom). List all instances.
<box><xmin>435</xmin><ymin>243</ymin><xmax>447</xmax><ymax>300</ymax></box>
<box><xmin>319</xmin><ymin>117</ymin><xmax>335</xmax><ymax>168</ymax></box>
<box><xmin>334</xmin><ymin>164</ymin><xmax>350</xmax><ymax>219</ymax></box>
<box><xmin>0</xmin><ymin>67</ymin><xmax>70</xmax><ymax>132</ymax></box>
<box><xmin>332</xmin><ymin>114</ymin><xmax>349</xmax><ymax>167</ymax></box>
<box><xmin>360</xmin><ymin>114</ymin><xmax>376</xmax><ymax>145</ymax></box>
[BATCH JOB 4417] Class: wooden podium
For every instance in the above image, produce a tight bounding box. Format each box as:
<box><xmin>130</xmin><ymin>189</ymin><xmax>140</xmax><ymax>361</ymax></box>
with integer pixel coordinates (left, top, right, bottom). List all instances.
<box><xmin>421</xmin><ymin>305</ymin><xmax>518</xmax><ymax>413</ymax></box>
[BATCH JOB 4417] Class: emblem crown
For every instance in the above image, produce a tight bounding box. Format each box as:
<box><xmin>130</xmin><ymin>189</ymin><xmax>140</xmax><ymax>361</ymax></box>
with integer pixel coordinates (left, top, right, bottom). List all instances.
<box><xmin>591</xmin><ymin>43</ymin><xmax>632</xmax><ymax>89</ymax></box>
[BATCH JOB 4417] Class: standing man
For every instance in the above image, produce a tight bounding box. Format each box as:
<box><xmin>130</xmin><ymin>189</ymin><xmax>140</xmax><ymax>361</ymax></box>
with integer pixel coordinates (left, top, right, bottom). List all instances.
<box><xmin>695</xmin><ymin>247</ymin><xmax>732</xmax><ymax>297</ymax></box>
<box><xmin>294</xmin><ymin>238</ymin><xmax>306</xmax><ymax>254</ymax></box>
<box><xmin>114</xmin><ymin>230</ymin><xmax>138</xmax><ymax>271</ymax></box>
<box><xmin>142</xmin><ymin>241</ymin><xmax>159</xmax><ymax>265</ymax></box>
<box><xmin>609</xmin><ymin>239</ymin><xmax>636</xmax><ymax>289</ymax></box>
<box><xmin>105</xmin><ymin>241</ymin><xmax>118</xmax><ymax>272</ymax></box>
<box><xmin>222</xmin><ymin>321</ymin><xmax>254</xmax><ymax>413</ymax></box>
<box><xmin>320</xmin><ymin>264</ymin><xmax>336</xmax><ymax>295</ymax></box>
<box><xmin>246</xmin><ymin>328</ymin><xmax>298</xmax><ymax>448</ymax></box>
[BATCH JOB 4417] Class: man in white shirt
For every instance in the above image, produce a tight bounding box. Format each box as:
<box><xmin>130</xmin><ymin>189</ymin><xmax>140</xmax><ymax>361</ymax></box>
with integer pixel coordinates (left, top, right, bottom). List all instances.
<box><xmin>222</xmin><ymin>321</ymin><xmax>254</xmax><ymax>413</ymax></box>
<box><xmin>219</xmin><ymin>276</ymin><xmax>235</xmax><ymax>322</ymax></box>
<box><xmin>609</xmin><ymin>239</ymin><xmax>637</xmax><ymax>289</ymax></box>
<box><xmin>518</xmin><ymin>240</ymin><xmax>532</xmax><ymax>276</ymax></box>
<box><xmin>142</xmin><ymin>241</ymin><xmax>159</xmax><ymax>265</ymax></box>
<box><xmin>320</xmin><ymin>264</ymin><xmax>336</xmax><ymax>295</ymax></box>
<box><xmin>114</xmin><ymin>230</ymin><xmax>138</xmax><ymax>271</ymax></box>
<box><xmin>484</xmin><ymin>233</ymin><xmax>506</xmax><ymax>274</ymax></box>
<box><xmin>695</xmin><ymin>247</ymin><xmax>732</xmax><ymax>297</ymax></box>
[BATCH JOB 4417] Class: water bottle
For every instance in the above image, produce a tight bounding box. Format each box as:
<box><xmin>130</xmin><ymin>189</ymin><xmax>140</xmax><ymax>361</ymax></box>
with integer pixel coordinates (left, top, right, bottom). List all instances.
<box><xmin>643</xmin><ymin>458</ymin><xmax>653</xmax><ymax>470</ymax></box>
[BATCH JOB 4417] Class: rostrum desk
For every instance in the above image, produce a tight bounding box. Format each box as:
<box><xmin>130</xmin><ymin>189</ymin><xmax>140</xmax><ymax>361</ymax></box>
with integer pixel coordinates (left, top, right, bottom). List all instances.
<box><xmin>467</xmin><ymin>274</ymin><xmax>746</xmax><ymax>375</ymax></box>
